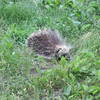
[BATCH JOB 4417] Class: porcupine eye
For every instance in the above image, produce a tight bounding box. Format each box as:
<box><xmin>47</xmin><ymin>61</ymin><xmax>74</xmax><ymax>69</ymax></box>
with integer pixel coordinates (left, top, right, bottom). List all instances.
<box><xmin>55</xmin><ymin>48</ymin><xmax>62</xmax><ymax>61</ymax></box>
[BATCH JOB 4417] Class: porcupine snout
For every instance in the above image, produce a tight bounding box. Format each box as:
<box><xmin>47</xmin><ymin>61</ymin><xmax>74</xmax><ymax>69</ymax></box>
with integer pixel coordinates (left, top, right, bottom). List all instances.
<box><xmin>55</xmin><ymin>45</ymin><xmax>72</xmax><ymax>61</ymax></box>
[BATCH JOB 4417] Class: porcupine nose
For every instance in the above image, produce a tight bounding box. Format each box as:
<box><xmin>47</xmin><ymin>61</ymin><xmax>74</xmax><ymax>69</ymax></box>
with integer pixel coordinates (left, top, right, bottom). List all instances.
<box><xmin>62</xmin><ymin>53</ymin><xmax>72</xmax><ymax>61</ymax></box>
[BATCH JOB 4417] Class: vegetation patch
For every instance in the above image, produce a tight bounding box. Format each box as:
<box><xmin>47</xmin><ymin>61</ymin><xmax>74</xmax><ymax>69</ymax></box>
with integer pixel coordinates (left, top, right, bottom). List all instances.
<box><xmin>0</xmin><ymin>0</ymin><xmax>100</xmax><ymax>100</ymax></box>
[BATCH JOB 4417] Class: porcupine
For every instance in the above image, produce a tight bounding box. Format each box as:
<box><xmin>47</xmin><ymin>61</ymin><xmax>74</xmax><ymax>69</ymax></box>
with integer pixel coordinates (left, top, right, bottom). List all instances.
<box><xmin>27</xmin><ymin>28</ymin><xmax>72</xmax><ymax>61</ymax></box>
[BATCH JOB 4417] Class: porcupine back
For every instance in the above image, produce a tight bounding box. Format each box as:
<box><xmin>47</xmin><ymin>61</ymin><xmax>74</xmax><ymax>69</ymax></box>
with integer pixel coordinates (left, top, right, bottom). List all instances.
<box><xmin>27</xmin><ymin>28</ymin><xmax>65</xmax><ymax>58</ymax></box>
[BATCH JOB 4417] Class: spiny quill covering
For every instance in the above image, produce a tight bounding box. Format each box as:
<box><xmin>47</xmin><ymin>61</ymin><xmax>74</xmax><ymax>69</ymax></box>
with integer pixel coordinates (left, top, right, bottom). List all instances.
<box><xmin>27</xmin><ymin>28</ymin><xmax>72</xmax><ymax>60</ymax></box>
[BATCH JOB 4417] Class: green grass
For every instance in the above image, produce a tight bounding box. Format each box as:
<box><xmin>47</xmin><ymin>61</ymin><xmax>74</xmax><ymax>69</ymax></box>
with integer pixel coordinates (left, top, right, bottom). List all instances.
<box><xmin>0</xmin><ymin>0</ymin><xmax>100</xmax><ymax>100</ymax></box>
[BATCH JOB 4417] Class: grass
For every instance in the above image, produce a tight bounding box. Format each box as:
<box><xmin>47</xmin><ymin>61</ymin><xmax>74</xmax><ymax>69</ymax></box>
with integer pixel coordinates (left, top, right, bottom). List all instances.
<box><xmin>0</xmin><ymin>0</ymin><xmax>100</xmax><ymax>100</ymax></box>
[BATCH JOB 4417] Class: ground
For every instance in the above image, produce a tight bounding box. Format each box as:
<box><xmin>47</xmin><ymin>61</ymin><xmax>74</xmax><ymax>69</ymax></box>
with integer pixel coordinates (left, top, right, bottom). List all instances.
<box><xmin>0</xmin><ymin>0</ymin><xmax>100</xmax><ymax>100</ymax></box>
